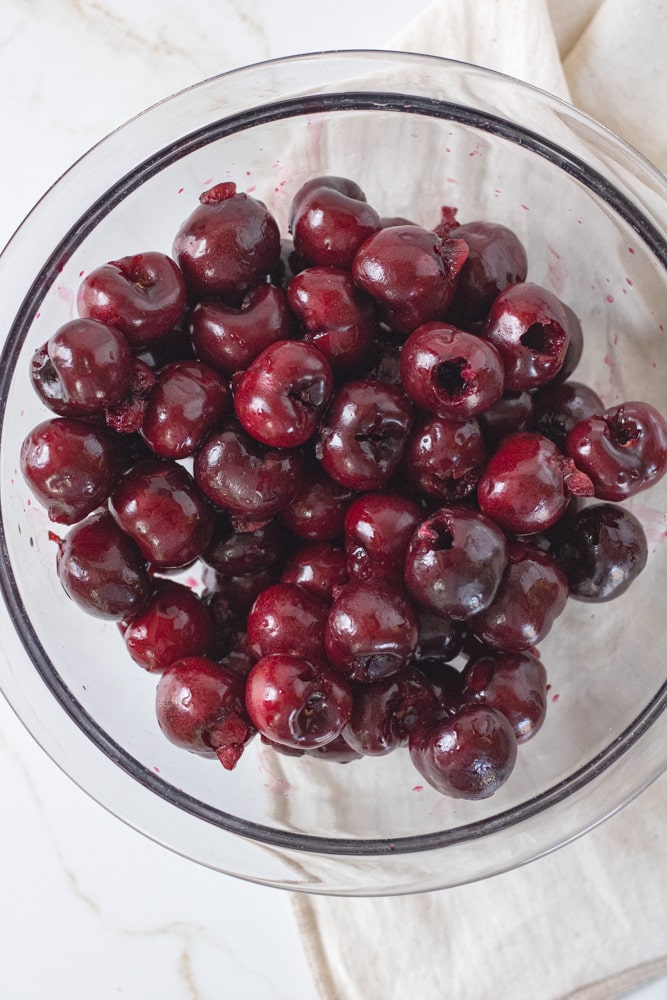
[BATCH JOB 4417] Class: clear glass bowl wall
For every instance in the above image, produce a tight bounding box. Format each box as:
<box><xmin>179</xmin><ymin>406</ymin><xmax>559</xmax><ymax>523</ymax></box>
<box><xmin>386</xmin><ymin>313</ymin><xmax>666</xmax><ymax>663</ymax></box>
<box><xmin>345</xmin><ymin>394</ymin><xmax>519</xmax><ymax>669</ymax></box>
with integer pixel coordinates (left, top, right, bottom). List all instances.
<box><xmin>0</xmin><ymin>52</ymin><xmax>666</xmax><ymax>895</ymax></box>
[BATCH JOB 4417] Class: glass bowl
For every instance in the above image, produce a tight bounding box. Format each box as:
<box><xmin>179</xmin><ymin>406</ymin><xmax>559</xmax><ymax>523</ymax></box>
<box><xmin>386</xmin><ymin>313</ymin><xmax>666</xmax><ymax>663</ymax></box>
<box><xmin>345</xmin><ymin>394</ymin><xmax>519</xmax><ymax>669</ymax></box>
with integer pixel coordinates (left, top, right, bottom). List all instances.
<box><xmin>1</xmin><ymin>51</ymin><xmax>666</xmax><ymax>896</ymax></box>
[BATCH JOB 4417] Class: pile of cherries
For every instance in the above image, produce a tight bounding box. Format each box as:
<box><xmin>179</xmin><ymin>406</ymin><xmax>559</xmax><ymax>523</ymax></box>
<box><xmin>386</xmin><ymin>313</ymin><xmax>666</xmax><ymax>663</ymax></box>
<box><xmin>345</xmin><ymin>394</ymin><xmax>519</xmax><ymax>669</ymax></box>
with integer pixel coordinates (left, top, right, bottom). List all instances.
<box><xmin>20</xmin><ymin>175</ymin><xmax>667</xmax><ymax>800</ymax></box>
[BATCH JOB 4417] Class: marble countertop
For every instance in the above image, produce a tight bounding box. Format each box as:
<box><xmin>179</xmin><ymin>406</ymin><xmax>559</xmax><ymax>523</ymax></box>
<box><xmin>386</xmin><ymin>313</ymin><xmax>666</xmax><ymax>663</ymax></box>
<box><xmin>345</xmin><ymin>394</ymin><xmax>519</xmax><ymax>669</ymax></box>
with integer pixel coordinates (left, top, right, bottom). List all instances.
<box><xmin>1</xmin><ymin>3</ymin><xmax>666</xmax><ymax>998</ymax></box>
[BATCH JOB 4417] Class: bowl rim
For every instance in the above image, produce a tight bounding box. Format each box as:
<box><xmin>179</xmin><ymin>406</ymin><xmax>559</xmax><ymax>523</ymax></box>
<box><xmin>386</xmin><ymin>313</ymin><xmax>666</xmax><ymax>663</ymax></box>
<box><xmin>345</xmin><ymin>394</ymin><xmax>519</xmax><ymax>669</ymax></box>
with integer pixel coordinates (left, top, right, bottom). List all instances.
<box><xmin>1</xmin><ymin>48</ymin><xmax>666</xmax><ymax>863</ymax></box>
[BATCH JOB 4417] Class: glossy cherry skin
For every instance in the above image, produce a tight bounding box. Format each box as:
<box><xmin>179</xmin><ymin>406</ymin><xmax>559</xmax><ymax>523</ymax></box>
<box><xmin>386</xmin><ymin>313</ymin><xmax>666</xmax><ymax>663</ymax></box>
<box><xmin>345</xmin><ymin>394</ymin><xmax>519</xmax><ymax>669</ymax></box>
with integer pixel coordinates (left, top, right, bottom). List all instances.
<box><xmin>156</xmin><ymin>656</ymin><xmax>253</xmax><ymax>769</ymax></box>
<box><xmin>247</xmin><ymin>583</ymin><xmax>329</xmax><ymax>661</ymax></box>
<box><xmin>353</xmin><ymin>225</ymin><xmax>469</xmax><ymax>335</ymax></box>
<box><xmin>553</xmin><ymin>303</ymin><xmax>584</xmax><ymax>383</ymax></box>
<box><xmin>233</xmin><ymin>340</ymin><xmax>333</xmax><ymax>448</ymax></box>
<box><xmin>187</xmin><ymin>283</ymin><xmax>292</xmax><ymax>376</ymax></box>
<box><xmin>403</xmin><ymin>412</ymin><xmax>486</xmax><ymax>503</ymax></box>
<box><xmin>20</xmin><ymin>417</ymin><xmax>124</xmax><ymax>524</ymax></box>
<box><xmin>566</xmin><ymin>401</ymin><xmax>667</xmax><ymax>501</ymax></box>
<box><xmin>409</xmin><ymin>704</ymin><xmax>518</xmax><ymax>799</ymax></box>
<box><xmin>400</xmin><ymin>322</ymin><xmax>504</xmax><ymax>421</ymax></box>
<box><xmin>288</xmin><ymin>175</ymin><xmax>381</xmax><ymax>269</ymax></box>
<box><xmin>531</xmin><ymin>380</ymin><xmax>604</xmax><ymax>452</ymax></box>
<box><xmin>357</xmin><ymin>333</ymin><xmax>403</xmax><ymax>387</ymax></box>
<box><xmin>404</xmin><ymin>507</ymin><xmax>508</xmax><ymax>621</ymax></box>
<box><xmin>110</xmin><ymin>458</ymin><xmax>215</xmax><ymax>569</ymax></box>
<box><xmin>135</xmin><ymin>326</ymin><xmax>195</xmax><ymax>372</ymax></box>
<box><xmin>203</xmin><ymin>564</ymin><xmax>281</xmax><ymax>616</ymax></box>
<box><xmin>270</xmin><ymin>237</ymin><xmax>308</xmax><ymax>289</ymax></box>
<box><xmin>278</xmin><ymin>461</ymin><xmax>354</xmax><ymax>541</ymax></box>
<box><xmin>173</xmin><ymin>182</ymin><xmax>281</xmax><ymax>300</ymax></box>
<box><xmin>194</xmin><ymin>423</ymin><xmax>303</xmax><ymax>521</ymax></box>
<box><xmin>218</xmin><ymin>632</ymin><xmax>256</xmax><ymax>679</ymax></box>
<box><xmin>31</xmin><ymin>319</ymin><xmax>133</xmax><ymax>417</ymax></box>
<box><xmin>202</xmin><ymin>517</ymin><xmax>289</xmax><ymax>576</ymax></box>
<box><xmin>447</xmin><ymin>220</ymin><xmax>528</xmax><ymax>326</ymax></box>
<box><xmin>549</xmin><ymin>502</ymin><xmax>648</xmax><ymax>601</ymax></box>
<box><xmin>140</xmin><ymin>360</ymin><xmax>231</xmax><ymax>458</ymax></box>
<box><xmin>245</xmin><ymin>653</ymin><xmax>353</xmax><ymax>749</ymax></box>
<box><xmin>287</xmin><ymin>266</ymin><xmax>377</xmax><ymax>373</ymax></box>
<box><xmin>122</xmin><ymin>579</ymin><xmax>214</xmax><ymax>672</ymax></box>
<box><xmin>325</xmin><ymin>579</ymin><xmax>419</xmax><ymax>683</ymax></box>
<box><xmin>478</xmin><ymin>432</ymin><xmax>593</xmax><ymax>535</ymax></box>
<box><xmin>414</xmin><ymin>609</ymin><xmax>467</xmax><ymax>664</ymax></box>
<box><xmin>478</xmin><ymin>390</ymin><xmax>533</xmax><ymax>449</ymax></box>
<box><xmin>469</xmin><ymin>540</ymin><xmax>568</xmax><ymax>651</ymax></box>
<box><xmin>344</xmin><ymin>492</ymin><xmax>422</xmax><ymax>584</ymax></box>
<box><xmin>482</xmin><ymin>282</ymin><xmax>570</xmax><ymax>390</ymax></box>
<box><xmin>77</xmin><ymin>251</ymin><xmax>187</xmax><ymax>348</ymax></box>
<box><xmin>281</xmin><ymin>542</ymin><xmax>348</xmax><ymax>602</ymax></box>
<box><xmin>57</xmin><ymin>510</ymin><xmax>152</xmax><ymax>619</ymax></box>
<box><xmin>316</xmin><ymin>379</ymin><xmax>413</xmax><ymax>491</ymax></box>
<box><xmin>343</xmin><ymin>666</ymin><xmax>438</xmax><ymax>756</ymax></box>
<box><xmin>304</xmin><ymin>732</ymin><xmax>361</xmax><ymax>763</ymax></box>
<box><xmin>104</xmin><ymin>359</ymin><xmax>158</xmax><ymax>434</ymax></box>
<box><xmin>461</xmin><ymin>650</ymin><xmax>547</xmax><ymax>743</ymax></box>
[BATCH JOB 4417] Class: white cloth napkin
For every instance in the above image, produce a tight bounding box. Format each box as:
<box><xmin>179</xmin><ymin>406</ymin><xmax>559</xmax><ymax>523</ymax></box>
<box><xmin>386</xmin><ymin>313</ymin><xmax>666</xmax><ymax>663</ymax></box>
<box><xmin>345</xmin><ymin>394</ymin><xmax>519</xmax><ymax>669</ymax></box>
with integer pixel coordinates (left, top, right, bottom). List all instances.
<box><xmin>292</xmin><ymin>2</ymin><xmax>667</xmax><ymax>997</ymax></box>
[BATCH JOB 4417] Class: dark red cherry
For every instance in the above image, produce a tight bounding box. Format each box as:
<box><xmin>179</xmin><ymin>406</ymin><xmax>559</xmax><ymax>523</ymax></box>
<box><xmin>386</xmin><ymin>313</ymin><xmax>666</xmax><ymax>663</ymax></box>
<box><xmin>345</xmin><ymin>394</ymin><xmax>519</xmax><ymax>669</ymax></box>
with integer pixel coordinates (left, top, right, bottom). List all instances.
<box><xmin>566</xmin><ymin>401</ymin><xmax>667</xmax><ymax>501</ymax></box>
<box><xmin>404</xmin><ymin>507</ymin><xmax>508</xmax><ymax>620</ymax></box>
<box><xmin>104</xmin><ymin>359</ymin><xmax>158</xmax><ymax>434</ymax></box>
<box><xmin>482</xmin><ymin>282</ymin><xmax>570</xmax><ymax>390</ymax></box>
<box><xmin>478</xmin><ymin>432</ymin><xmax>593</xmax><ymax>535</ymax></box>
<box><xmin>219</xmin><ymin>632</ymin><xmax>256</xmax><ymax>679</ymax></box>
<box><xmin>140</xmin><ymin>360</ymin><xmax>231</xmax><ymax>458</ymax></box>
<box><xmin>278</xmin><ymin>461</ymin><xmax>354</xmax><ymax>541</ymax></box>
<box><xmin>245</xmin><ymin>653</ymin><xmax>352</xmax><ymax>749</ymax></box>
<box><xmin>549</xmin><ymin>502</ymin><xmax>648</xmax><ymax>601</ymax></box>
<box><xmin>56</xmin><ymin>510</ymin><xmax>152</xmax><ymax>619</ymax></box>
<box><xmin>187</xmin><ymin>283</ymin><xmax>292</xmax><ymax>376</ymax></box>
<box><xmin>447</xmin><ymin>220</ymin><xmax>528</xmax><ymax>326</ymax></box>
<box><xmin>414</xmin><ymin>609</ymin><xmax>467</xmax><ymax>664</ymax></box>
<box><xmin>31</xmin><ymin>319</ymin><xmax>133</xmax><ymax>417</ymax></box>
<box><xmin>269</xmin><ymin>238</ymin><xmax>308</xmax><ymax>289</ymax></box>
<box><xmin>203</xmin><ymin>564</ymin><xmax>281</xmax><ymax>616</ymax></box>
<box><xmin>325</xmin><ymin>578</ymin><xmax>419</xmax><ymax>683</ymax></box>
<box><xmin>156</xmin><ymin>656</ymin><xmax>253</xmax><ymax>769</ymax></box>
<box><xmin>343</xmin><ymin>666</ymin><xmax>438</xmax><ymax>756</ymax></box>
<box><xmin>402</xmin><ymin>412</ymin><xmax>486</xmax><ymax>503</ymax></box>
<box><xmin>202</xmin><ymin>517</ymin><xmax>289</xmax><ymax>576</ymax></box>
<box><xmin>135</xmin><ymin>326</ymin><xmax>195</xmax><ymax>372</ymax></box>
<box><xmin>469</xmin><ymin>540</ymin><xmax>568</xmax><ymax>651</ymax></box>
<box><xmin>20</xmin><ymin>417</ymin><xmax>124</xmax><ymax>524</ymax></box>
<box><xmin>194</xmin><ymin>423</ymin><xmax>303</xmax><ymax>520</ymax></box>
<box><xmin>553</xmin><ymin>303</ymin><xmax>584</xmax><ymax>383</ymax></box>
<box><xmin>461</xmin><ymin>650</ymin><xmax>547</xmax><ymax>743</ymax></box>
<box><xmin>316</xmin><ymin>379</ymin><xmax>413</xmax><ymax>490</ymax></box>
<box><xmin>173</xmin><ymin>182</ymin><xmax>281</xmax><ymax>300</ymax></box>
<box><xmin>409</xmin><ymin>704</ymin><xmax>517</xmax><ymax>799</ymax></box>
<box><xmin>478</xmin><ymin>390</ymin><xmax>533</xmax><ymax>449</ymax></box>
<box><xmin>304</xmin><ymin>732</ymin><xmax>361</xmax><ymax>763</ymax></box>
<box><xmin>352</xmin><ymin>225</ymin><xmax>468</xmax><ymax>335</ymax></box>
<box><xmin>400</xmin><ymin>322</ymin><xmax>504</xmax><ymax>420</ymax></box>
<box><xmin>287</xmin><ymin>266</ymin><xmax>376</xmax><ymax>372</ymax></box>
<box><xmin>110</xmin><ymin>458</ymin><xmax>215</xmax><ymax>569</ymax></box>
<box><xmin>122</xmin><ymin>580</ymin><xmax>214</xmax><ymax>672</ymax></box>
<box><xmin>76</xmin><ymin>251</ymin><xmax>187</xmax><ymax>348</ymax></box>
<box><xmin>531</xmin><ymin>380</ymin><xmax>604</xmax><ymax>452</ymax></box>
<box><xmin>281</xmin><ymin>542</ymin><xmax>348</xmax><ymax>602</ymax></box>
<box><xmin>288</xmin><ymin>175</ymin><xmax>381</xmax><ymax>268</ymax></box>
<box><xmin>344</xmin><ymin>492</ymin><xmax>422</xmax><ymax>584</ymax></box>
<box><xmin>233</xmin><ymin>340</ymin><xmax>333</xmax><ymax>448</ymax></box>
<box><xmin>247</xmin><ymin>583</ymin><xmax>329</xmax><ymax>661</ymax></box>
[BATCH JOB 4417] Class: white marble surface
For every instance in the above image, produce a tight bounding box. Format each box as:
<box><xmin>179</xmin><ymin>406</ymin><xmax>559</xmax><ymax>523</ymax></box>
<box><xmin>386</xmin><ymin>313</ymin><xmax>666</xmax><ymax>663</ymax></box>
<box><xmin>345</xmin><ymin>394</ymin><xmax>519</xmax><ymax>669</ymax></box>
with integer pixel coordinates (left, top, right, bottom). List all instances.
<box><xmin>1</xmin><ymin>2</ymin><xmax>666</xmax><ymax>999</ymax></box>
<box><xmin>0</xmin><ymin>4</ymin><xmax>432</xmax><ymax>999</ymax></box>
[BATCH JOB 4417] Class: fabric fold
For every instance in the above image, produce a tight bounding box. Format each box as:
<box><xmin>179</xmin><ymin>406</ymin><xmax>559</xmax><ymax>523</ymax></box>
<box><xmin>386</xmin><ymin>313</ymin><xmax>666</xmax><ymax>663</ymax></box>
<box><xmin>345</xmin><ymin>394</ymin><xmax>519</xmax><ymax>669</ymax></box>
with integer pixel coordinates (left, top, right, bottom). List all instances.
<box><xmin>292</xmin><ymin>2</ymin><xmax>667</xmax><ymax>997</ymax></box>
